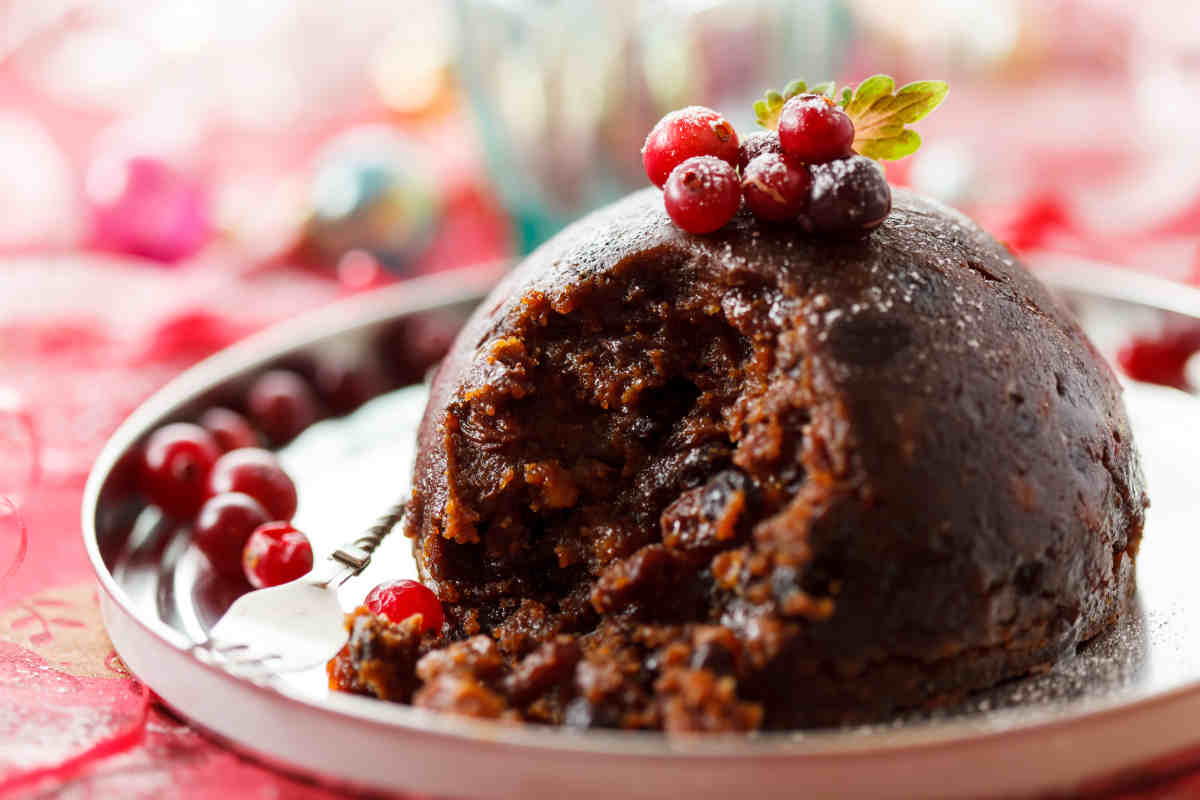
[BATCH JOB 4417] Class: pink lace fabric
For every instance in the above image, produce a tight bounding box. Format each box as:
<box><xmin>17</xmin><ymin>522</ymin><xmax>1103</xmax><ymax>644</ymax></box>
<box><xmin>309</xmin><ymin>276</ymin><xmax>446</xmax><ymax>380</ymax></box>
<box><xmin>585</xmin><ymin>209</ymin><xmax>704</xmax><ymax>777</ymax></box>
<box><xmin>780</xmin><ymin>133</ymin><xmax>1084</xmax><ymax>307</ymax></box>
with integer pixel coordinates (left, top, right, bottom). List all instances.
<box><xmin>0</xmin><ymin>642</ymin><xmax>148</xmax><ymax>794</ymax></box>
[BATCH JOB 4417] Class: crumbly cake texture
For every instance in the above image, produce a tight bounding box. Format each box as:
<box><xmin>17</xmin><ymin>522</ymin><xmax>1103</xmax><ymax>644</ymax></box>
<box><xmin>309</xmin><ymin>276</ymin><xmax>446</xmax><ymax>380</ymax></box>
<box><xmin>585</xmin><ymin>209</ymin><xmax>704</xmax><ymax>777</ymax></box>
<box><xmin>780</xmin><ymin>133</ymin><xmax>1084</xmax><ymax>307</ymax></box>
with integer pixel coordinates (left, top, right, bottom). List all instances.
<box><xmin>329</xmin><ymin>187</ymin><xmax>1147</xmax><ymax>731</ymax></box>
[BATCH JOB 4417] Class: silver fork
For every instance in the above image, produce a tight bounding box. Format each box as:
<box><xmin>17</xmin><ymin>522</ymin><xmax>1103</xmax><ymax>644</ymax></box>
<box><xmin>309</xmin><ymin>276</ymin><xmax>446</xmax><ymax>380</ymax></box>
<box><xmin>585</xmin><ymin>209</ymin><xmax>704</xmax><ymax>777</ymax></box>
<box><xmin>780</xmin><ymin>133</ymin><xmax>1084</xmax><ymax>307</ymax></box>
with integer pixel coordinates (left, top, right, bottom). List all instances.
<box><xmin>193</xmin><ymin>502</ymin><xmax>406</xmax><ymax>678</ymax></box>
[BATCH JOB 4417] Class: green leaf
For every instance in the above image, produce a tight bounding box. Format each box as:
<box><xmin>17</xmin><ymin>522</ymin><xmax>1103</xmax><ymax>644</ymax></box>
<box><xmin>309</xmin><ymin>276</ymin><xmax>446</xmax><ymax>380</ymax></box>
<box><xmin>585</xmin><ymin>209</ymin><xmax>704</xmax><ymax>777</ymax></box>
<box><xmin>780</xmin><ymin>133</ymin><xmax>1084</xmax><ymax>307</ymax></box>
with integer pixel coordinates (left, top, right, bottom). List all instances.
<box><xmin>782</xmin><ymin>79</ymin><xmax>807</xmax><ymax>99</ymax></box>
<box><xmin>754</xmin><ymin>80</ymin><xmax>808</xmax><ymax>129</ymax></box>
<box><xmin>808</xmin><ymin>81</ymin><xmax>836</xmax><ymax>98</ymax></box>
<box><xmin>891</xmin><ymin>80</ymin><xmax>949</xmax><ymax>123</ymax></box>
<box><xmin>856</xmin><ymin>129</ymin><xmax>922</xmax><ymax>160</ymax></box>
<box><xmin>843</xmin><ymin>75</ymin><xmax>948</xmax><ymax>160</ymax></box>
<box><xmin>753</xmin><ymin>99</ymin><xmax>770</xmax><ymax>125</ymax></box>
<box><xmin>752</xmin><ymin>74</ymin><xmax>948</xmax><ymax>149</ymax></box>
<box><xmin>753</xmin><ymin>88</ymin><xmax>787</xmax><ymax>129</ymax></box>
<box><xmin>845</xmin><ymin>74</ymin><xmax>894</xmax><ymax>117</ymax></box>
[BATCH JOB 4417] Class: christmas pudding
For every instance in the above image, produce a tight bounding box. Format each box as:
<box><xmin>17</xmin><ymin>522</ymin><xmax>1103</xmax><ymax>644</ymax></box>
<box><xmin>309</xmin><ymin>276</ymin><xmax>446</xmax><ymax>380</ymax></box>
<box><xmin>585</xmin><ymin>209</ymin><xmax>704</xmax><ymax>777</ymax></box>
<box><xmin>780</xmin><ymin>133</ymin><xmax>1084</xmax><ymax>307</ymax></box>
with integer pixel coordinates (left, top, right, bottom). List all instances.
<box><xmin>328</xmin><ymin>77</ymin><xmax>1147</xmax><ymax>731</ymax></box>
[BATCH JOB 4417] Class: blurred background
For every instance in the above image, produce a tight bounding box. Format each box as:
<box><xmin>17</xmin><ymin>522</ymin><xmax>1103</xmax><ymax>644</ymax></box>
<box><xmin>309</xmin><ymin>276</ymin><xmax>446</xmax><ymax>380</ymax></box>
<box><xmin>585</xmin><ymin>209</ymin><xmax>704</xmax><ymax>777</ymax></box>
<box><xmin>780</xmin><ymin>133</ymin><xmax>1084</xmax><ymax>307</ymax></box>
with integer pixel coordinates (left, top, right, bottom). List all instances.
<box><xmin>0</xmin><ymin>0</ymin><xmax>1197</xmax><ymax>273</ymax></box>
<box><xmin>2</xmin><ymin>0</ymin><xmax>1200</xmax><ymax>491</ymax></box>
<box><xmin>0</xmin><ymin>0</ymin><xmax>1196</xmax><ymax>267</ymax></box>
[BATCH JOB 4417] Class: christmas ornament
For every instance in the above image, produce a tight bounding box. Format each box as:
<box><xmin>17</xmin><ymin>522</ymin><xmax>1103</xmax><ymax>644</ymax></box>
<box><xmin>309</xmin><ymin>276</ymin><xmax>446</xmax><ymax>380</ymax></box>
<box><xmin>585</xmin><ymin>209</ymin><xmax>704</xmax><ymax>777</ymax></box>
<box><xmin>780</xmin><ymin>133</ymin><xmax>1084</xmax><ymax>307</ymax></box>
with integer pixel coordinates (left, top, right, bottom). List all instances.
<box><xmin>86</xmin><ymin>153</ymin><xmax>212</xmax><ymax>264</ymax></box>
<box><xmin>301</xmin><ymin>127</ymin><xmax>440</xmax><ymax>272</ymax></box>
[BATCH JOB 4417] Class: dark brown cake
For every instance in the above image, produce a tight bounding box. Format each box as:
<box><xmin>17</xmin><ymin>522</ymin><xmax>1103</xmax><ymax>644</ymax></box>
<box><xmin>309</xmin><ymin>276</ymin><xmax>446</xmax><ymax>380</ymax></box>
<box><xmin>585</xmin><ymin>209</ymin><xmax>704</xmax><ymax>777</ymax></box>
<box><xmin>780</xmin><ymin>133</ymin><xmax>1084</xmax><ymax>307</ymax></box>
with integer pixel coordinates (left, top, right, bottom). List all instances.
<box><xmin>329</xmin><ymin>187</ymin><xmax>1147</xmax><ymax>731</ymax></box>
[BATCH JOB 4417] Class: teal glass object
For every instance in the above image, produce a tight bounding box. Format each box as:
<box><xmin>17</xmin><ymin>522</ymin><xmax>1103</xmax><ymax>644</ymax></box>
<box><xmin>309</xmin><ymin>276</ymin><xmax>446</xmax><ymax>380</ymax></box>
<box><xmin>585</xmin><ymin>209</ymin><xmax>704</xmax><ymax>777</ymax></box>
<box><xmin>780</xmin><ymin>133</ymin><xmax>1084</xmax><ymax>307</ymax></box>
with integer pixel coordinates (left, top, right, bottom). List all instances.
<box><xmin>456</xmin><ymin>0</ymin><xmax>853</xmax><ymax>252</ymax></box>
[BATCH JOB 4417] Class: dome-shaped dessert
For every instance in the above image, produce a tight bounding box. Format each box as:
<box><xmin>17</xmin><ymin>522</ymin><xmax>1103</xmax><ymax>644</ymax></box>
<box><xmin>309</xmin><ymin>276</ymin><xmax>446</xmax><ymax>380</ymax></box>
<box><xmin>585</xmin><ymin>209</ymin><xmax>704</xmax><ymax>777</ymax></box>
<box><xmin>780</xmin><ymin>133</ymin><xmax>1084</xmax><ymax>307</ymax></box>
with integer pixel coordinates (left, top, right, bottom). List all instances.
<box><xmin>331</xmin><ymin>187</ymin><xmax>1147</xmax><ymax>731</ymax></box>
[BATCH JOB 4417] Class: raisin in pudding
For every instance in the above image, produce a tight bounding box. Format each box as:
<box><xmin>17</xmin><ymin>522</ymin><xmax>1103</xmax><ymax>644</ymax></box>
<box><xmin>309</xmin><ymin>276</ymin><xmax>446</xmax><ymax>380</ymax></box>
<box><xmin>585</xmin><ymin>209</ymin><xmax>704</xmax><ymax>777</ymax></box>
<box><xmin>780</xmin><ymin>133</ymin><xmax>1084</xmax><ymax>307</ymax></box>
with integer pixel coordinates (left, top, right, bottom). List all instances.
<box><xmin>328</xmin><ymin>78</ymin><xmax>1147</xmax><ymax>732</ymax></box>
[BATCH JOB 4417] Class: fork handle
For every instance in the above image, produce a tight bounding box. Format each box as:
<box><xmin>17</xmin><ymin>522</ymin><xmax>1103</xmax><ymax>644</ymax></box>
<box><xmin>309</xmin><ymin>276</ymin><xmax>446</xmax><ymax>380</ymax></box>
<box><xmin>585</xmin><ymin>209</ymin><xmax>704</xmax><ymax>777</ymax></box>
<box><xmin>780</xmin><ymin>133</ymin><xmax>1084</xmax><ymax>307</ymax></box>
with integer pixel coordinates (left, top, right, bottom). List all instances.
<box><xmin>309</xmin><ymin>501</ymin><xmax>407</xmax><ymax>589</ymax></box>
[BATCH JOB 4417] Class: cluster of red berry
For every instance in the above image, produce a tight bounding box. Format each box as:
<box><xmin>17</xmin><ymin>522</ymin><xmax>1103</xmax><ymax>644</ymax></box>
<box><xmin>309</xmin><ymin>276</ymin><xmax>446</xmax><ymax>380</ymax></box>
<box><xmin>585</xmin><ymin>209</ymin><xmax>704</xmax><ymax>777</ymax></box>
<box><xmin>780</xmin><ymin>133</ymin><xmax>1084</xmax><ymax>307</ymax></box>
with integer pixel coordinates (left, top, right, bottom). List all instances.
<box><xmin>641</xmin><ymin>97</ymin><xmax>890</xmax><ymax>236</ymax></box>
<box><xmin>137</xmin><ymin>365</ymin><xmax>445</xmax><ymax>631</ymax></box>
<box><xmin>136</xmin><ymin>365</ymin><xmax>346</xmax><ymax>588</ymax></box>
<box><xmin>140</xmin><ymin>410</ymin><xmax>312</xmax><ymax>590</ymax></box>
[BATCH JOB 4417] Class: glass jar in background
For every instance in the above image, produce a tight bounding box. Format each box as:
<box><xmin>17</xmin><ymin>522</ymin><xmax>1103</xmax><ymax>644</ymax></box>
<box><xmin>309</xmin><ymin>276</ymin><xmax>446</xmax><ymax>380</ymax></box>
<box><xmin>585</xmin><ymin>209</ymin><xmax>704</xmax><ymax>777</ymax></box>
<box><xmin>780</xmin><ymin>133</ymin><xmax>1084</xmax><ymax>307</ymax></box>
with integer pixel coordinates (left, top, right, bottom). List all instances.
<box><xmin>456</xmin><ymin>0</ymin><xmax>852</xmax><ymax>251</ymax></box>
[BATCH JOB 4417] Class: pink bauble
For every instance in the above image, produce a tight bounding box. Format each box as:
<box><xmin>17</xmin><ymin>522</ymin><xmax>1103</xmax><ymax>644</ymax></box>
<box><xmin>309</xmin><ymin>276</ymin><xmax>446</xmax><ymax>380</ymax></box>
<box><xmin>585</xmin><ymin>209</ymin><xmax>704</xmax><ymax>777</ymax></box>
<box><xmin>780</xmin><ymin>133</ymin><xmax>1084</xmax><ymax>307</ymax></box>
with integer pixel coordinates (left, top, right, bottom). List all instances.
<box><xmin>87</xmin><ymin>155</ymin><xmax>212</xmax><ymax>264</ymax></box>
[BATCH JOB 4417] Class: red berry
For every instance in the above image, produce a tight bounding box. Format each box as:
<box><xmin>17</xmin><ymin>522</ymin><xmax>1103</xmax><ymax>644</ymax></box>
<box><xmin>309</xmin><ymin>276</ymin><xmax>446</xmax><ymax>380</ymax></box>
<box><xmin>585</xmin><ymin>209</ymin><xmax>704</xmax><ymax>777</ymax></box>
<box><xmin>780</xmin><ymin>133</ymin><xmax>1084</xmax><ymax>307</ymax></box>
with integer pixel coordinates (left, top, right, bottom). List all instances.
<box><xmin>777</xmin><ymin>94</ymin><xmax>855</xmax><ymax>164</ymax></box>
<box><xmin>247</xmin><ymin>370</ymin><xmax>318</xmax><ymax>445</ymax></box>
<box><xmin>738</xmin><ymin>131</ymin><xmax>783</xmax><ymax>170</ymax></box>
<box><xmin>194</xmin><ymin>492</ymin><xmax>271</xmax><ymax>578</ymax></box>
<box><xmin>242</xmin><ymin>521</ymin><xmax>314</xmax><ymax>589</ymax></box>
<box><xmin>200</xmin><ymin>407</ymin><xmax>259</xmax><ymax>452</ymax></box>
<box><xmin>365</xmin><ymin>579</ymin><xmax>444</xmax><ymax>633</ymax></box>
<box><xmin>1116</xmin><ymin>329</ymin><xmax>1200</xmax><ymax>388</ymax></box>
<box><xmin>316</xmin><ymin>358</ymin><xmax>384</xmax><ymax>416</ymax></box>
<box><xmin>741</xmin><ymin>152</ymin><xmax>812</xmax><ymax>222</ymax></box>
<box><xmin>208</xmin><ymin>447</ymin><xmax>298</xmax><ymax>521</ymax></box>
<box><xmin>140</xmin><ymin>423</ymin><xmax>221</xmax><ymax>517</ymax></box>
<box><xmin>663</xmin><ymin>156</ymin><xmax>742</xmax><ymax>234</ymax></box>
<box><xmin>807</xmin><ymin>156</ymin><xmax>892</xmax><ymax>236</ymax></box>
<box><xmin>642</xmin><ymin>106</ymin><xmax>739</xmax><ymax>189</ymax></box>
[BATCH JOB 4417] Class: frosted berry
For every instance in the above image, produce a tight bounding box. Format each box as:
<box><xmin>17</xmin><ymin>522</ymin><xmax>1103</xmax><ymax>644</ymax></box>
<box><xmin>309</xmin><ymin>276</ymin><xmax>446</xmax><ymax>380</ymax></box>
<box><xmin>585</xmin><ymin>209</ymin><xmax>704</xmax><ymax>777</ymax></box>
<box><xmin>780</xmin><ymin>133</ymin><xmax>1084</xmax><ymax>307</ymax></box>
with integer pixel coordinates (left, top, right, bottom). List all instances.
<box><xmin>738</xmin><ymin>131</ymin><xmax>783</xmax><ymax>170</ymax></box>
<box><xmin>777</xmin><ymin>94</ymin><xmax>855</xmax><ymax>164</ymax></box>
<box><xmin>663</xmin><ymin>156</ymin><xmax>742</xmax><ymax>234</ymax></box>
<box><xmin>200</xmin><ymin>407</ymin><xmax>259</xmax><ymax>452</ymax></box>
<box><xmin>208</xmin><ymin>447</ymin><xmax>298</xmax><ymax>521</ymax></box>
<box><xmin>642</xmin><ymin>106</ymin><xmax>739</xmax><ymax>189</ymax></box>
<box><xmin>807</xmin><ymin>156</ymin><xmax>892</xmax><ymax>236</ymax></box>
<box><xmin>242</xmin><ymin>521</ymin><xmax>314</xmax><ymax>588</ymax></box>
<box><xmin>365</xmin><ymin>579</ymin><xmax>444</xmax><ymax>633</ymax></box>
<box><xmin>140</xmin><ymin>423</ymin><xmax>221</xmax><ymax>517</ymax></box>
<box><xmin>247</xmin><ymin>369</ymin><xmax>318</xmax><ymax>445</ymax></box>
<box><xmin>194</xmin><ymin>492</ymin><xmax>271</xmax><ymax>579</ymax></box>
<box><xmin>741</xmin><ymin>152</ymin><xmax>812</xmax><ymax>222</ymax></box>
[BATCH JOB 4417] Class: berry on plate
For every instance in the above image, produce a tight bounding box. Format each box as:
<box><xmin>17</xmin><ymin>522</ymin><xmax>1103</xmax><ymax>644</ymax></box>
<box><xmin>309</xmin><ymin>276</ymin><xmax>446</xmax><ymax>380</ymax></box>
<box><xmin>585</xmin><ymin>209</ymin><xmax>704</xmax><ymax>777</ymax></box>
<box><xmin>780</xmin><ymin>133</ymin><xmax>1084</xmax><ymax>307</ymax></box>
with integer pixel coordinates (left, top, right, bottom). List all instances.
<box><xmin>140</xmin><ymin>423</ymin><xmax>221</xmax><ymax>517</ymax></box>
<box><xmin>195</xmin><ymin>492</ymin><xmax>272</xmax><ymax>579</ymax></box>
<box><xmin>242</xmin><ymin>521</ymin><xmax>314</xmax><ymax>588</ymax></box>
<box><xmin>200</xmin><ymin>407</ymin><xmax>259</xmax><ymax>452</ymax></box>
<box><xmin>642</xmin><ymin>106</ymin><xmax>739</xmax><ymax>189</ymax></box>
<box><xmin>364</xmin><ymin>579</ymin><xmax>444</xmax><ymax>633</ymax></box>
<box><xmin>247</xmin><ymin>369</ymin><xmax>319</xmax><ymax>445</ymax></box>
<box><xmin>208</xmin><ymin>447</ymin><xmax>298</xmax><ymax>521</ymax></box>
<box><xmin>316</xmin><ymin>357</ymin><xmax>385</xmax><ymax>416</ymax></box>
